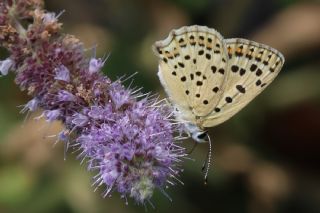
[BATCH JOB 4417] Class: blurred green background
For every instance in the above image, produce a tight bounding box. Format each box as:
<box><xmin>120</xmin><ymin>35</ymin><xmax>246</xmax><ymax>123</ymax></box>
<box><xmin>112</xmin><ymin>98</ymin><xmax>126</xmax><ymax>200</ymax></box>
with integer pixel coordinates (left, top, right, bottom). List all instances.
<box><xmin>1</xmin><ymin>0</ymin><xmax>320</xmax><ymax>212</ymax></box>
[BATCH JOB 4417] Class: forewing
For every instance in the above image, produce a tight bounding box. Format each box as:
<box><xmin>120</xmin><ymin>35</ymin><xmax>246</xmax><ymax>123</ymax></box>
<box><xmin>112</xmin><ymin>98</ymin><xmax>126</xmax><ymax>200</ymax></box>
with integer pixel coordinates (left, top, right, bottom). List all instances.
<box><xmin>153</xmin><ymin>25</ymin><xmax>228</xmax><ymax>121</ymax></box>
<box><xmin>202</xmin><ymin>38</ymin><xmax>284</xmax><ymax>127</ymax></box>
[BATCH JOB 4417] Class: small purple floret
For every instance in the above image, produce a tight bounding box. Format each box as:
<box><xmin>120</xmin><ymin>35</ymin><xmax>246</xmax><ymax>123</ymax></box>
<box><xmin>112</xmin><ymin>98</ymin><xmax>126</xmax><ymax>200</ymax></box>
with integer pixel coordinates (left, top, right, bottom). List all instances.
<box><xmin>0</xmin><ymin>58</ymin><xmax>13</xmax><ymax>76</ymax></box>
<box><xmin>54</xmin><ymin>65</ymin><xmax>70</xmax><ymax>82</ymax></box>
<box><xmin>58</xmin><ymin>90</ymin><xmax>76</xmax><ymax>102</ymax></box>
<box><xmin>21</xmin><ymin>98</ymin><xmax>39</xmax><ymax>113</ymax></box>
<box><xmin>44</xmin><ymin>109</ymin><xmax>61</xmax><ymax>122</ymax></box>
<box><xmin>72</xmin><ymin>113</ymin><xmax>89</xmax><ymax>127</ymax></box>
<box><xmin>89</xmin><ymin>58</ymin><xmax>104</xmax><ymax>74</ymax></box>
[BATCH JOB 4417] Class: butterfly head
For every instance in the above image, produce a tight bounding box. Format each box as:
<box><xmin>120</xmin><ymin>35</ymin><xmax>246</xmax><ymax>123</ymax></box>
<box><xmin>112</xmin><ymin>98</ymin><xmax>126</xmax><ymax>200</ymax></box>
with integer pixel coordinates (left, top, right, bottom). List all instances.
<box><xmin>184</xmin><ymin>122</ymin><xmax>208</xmax><ymax>143</ymax></box>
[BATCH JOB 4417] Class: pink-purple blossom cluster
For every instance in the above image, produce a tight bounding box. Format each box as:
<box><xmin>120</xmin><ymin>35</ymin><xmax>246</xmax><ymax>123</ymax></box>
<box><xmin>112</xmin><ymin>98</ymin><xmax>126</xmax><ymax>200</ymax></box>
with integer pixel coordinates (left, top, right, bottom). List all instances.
<box><xmin>0</xmin><ymin>0</ymin><xmax>185</xmax><ymax>204</ymax></box>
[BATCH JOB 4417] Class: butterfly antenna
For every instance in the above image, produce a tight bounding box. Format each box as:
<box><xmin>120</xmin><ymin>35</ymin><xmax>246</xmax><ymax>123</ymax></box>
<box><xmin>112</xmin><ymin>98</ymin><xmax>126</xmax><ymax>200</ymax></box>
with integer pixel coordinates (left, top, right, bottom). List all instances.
<box><xmin>203</xmin><ymin>134</ymin><xmax>212</xmax><ymax>185</ymax></box>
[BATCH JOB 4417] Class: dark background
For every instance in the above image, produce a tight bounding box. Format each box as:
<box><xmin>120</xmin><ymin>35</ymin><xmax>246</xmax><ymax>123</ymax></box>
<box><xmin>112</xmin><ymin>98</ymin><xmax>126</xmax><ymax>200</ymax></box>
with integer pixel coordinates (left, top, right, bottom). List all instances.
<box><xmin>0</xmin><ymin>0</ymin><xmax>320</xmax><ymax>212</ymax></box>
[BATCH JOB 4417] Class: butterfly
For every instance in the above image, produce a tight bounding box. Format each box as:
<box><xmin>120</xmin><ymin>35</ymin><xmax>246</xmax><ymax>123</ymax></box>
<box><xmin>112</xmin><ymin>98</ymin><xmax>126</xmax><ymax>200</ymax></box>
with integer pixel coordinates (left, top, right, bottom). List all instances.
<box><xmin>152</xmin><ymin>25</ymin><xmax>284</xmax><ymax>181</ymax></box>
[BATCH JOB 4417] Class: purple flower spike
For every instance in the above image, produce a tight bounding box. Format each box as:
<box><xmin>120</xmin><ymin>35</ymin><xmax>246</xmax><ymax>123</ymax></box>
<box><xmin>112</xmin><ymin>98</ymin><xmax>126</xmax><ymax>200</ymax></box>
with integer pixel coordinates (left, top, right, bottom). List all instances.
<box><xmin>0</xmin><ymin>0</ymin><xmax>186</xmax><ymax>205</ymax></box>
<box><xmin>79</xmin><ymin>96</ymin><xmax>185</xmax><ymax>204</ymax></box>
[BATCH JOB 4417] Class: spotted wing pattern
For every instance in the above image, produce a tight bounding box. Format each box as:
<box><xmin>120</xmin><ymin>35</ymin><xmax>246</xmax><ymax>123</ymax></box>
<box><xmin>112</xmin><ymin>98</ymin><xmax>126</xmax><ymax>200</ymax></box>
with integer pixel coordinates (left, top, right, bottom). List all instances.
<box><xmin>202</xmin><ymin>38</ymin><xmax>285</xmax><ymax>127</ymax></box>
<box><xmin>153</xmin><ymin>26</ymin><xmax>228</xmax><ymax>123</ymax></box>
<box><xmin>153</xmin><ymin>25</ymin><xmax>284</xmax><ymax>129</ymax></box>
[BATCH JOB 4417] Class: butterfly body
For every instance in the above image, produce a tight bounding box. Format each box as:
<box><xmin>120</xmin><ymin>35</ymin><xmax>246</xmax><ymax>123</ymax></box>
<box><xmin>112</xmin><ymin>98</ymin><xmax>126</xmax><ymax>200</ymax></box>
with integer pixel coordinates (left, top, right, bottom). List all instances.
<box><xmin>153</xmin><ymin>25</ymin><xmax>284</xmax><ymax>143</ymax></box>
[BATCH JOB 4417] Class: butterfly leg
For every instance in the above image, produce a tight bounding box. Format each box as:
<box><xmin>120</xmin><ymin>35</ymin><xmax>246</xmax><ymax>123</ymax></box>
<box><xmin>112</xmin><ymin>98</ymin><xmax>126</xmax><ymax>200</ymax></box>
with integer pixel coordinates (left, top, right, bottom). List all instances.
<box><xmin>186</xmin><ymin>141</ymin><xmax>198</xmax><ymax>154</ymax></box>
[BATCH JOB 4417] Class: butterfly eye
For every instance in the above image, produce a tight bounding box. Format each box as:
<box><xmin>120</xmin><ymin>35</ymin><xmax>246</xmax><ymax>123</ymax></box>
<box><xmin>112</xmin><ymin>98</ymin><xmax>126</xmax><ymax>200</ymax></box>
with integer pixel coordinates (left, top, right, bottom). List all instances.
<box><xmin>197</xmin><ymin>131</ymin><xmax>208</xmax><ymax>141</ymax></box>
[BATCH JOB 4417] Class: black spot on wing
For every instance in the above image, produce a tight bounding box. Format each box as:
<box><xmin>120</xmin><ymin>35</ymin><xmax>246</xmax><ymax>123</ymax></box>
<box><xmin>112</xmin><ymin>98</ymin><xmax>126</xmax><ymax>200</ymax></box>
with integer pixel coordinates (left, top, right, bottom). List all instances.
<box><xmin>190</xmin><ymin>74</ymin><xmax>194</xmax><ymax>80</ymax></box>
<box><xmin>193</xmin><ymin>59</ymin><xmax>197</xmax><ymax>64</ymax></box>
<box><xmin>231</xmin><ymin>65</ymin><xmax>239</xmax><ymax>72</ymax></box>
<box><xmin>178</xmin><ymin>62</ymin><xmax>185</xmax><ymax>68</ymax></box>
<box><xmin>225</xmin><ymin>97</ymin><xmax>233</xmax><ymax>103</ymax></box>
<box><xmin>212</xmin><ymin>87</ymin><xmax>219</xmax><ymax>93</ymax></box>
<box><xmin>211</xmin><ymin>66</ymin><xmax>217</xmax><ymax>73</ymax></box>
<box><xmin>236</xmin><ymin>85</ymin><xmax>245</xmax><ymax>93</ymax></box>
<box><xmin>214</xmin><ymin>107</ymin><xmax>221</xmax><ymax>112</ymax></box>
<box><xmin>239</xmin><ymin>68</ymin><xmax>246</xmax><ymax>76</ymax></box>
<box><xmin>250</xmin><ymin>64</ymin><xmax>257</xmax><ymax>71</ymax></box>
<box><xmin>245</xmin><ymin>53</ymin><xmax>252</xmax><ymax>60</ymax></box>
<box><xmin>256</xmin><ymin>69</ymin><xmax>263</xmax><ymax>76</ymax></box>
<box><xmin>218</xmin><ymin>68</ymin><xmax>225</xmax><ymax>75</ymax></box>
<box><xmin>196</xmin><ymin>81</ymin><xmax>203</xmax><ymax>86</ymax></box>
<box><xmin>256</xmin><ymin>79</ymin><xmax>262</xmax><ymax>86</ymax></box>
